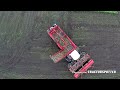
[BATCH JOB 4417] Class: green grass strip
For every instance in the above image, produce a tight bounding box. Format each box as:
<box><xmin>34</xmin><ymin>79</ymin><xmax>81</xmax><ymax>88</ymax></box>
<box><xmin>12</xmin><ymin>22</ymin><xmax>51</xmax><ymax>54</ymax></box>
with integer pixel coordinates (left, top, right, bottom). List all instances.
<box><xmin>97</xmin><ymin>11</ymin><xmax>118</xmax><ymax>14</ymax></box>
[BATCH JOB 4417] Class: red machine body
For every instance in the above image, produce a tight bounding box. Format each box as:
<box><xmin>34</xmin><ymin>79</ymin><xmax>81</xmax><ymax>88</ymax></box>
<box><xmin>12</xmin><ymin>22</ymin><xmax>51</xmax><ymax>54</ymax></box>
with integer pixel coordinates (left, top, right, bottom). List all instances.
<box><xmin>47</xmin><ymin>24</ymin><xmax>94</xmax><ymax>78</ymax></box>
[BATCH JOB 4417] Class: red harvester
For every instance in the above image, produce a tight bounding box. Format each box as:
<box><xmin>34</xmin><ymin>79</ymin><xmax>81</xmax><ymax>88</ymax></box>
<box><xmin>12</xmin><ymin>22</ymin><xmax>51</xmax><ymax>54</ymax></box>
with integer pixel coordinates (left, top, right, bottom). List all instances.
<box><xmin>47</xmin><ymin>24</ymin><xmax>94</xmax><ymax>78</ymax></box>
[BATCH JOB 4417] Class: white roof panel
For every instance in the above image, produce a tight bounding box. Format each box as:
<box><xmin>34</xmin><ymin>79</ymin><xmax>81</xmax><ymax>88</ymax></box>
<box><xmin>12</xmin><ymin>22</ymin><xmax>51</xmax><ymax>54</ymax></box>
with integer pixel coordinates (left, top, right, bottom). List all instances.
<box><xmin>69</xmin><ymin>50</ymin><xmax>80</xmax><ymax>60</ymax></box>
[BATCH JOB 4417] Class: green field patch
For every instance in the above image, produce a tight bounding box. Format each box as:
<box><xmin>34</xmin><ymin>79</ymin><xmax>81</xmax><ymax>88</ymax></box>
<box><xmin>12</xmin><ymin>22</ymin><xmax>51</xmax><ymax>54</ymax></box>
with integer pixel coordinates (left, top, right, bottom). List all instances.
<box><xmin>97</xmin><ymin>11</ymin><xmax>118</xmax><ymax>14</ymax></box>
<box><xmin>71</xmin><ymin>12</ymin><xmax>119</xmax><ymax>26</ymax></box>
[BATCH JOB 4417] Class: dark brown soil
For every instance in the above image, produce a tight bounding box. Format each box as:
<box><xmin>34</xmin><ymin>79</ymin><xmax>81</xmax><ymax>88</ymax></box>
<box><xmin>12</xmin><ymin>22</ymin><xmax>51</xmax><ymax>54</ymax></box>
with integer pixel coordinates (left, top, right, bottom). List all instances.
<box><xmin>0</xmin><ymin>11</ymin><xmax>120</xmax><ymax>79</ymax></box>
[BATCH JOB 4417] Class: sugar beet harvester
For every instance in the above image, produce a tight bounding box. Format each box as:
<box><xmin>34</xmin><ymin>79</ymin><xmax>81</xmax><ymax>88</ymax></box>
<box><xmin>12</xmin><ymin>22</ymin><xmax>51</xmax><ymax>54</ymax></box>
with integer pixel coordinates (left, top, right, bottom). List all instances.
<box><xmin>47</xmin><ymin>24</ymin><xmax>94</xmax><ymax>78</ymax></box>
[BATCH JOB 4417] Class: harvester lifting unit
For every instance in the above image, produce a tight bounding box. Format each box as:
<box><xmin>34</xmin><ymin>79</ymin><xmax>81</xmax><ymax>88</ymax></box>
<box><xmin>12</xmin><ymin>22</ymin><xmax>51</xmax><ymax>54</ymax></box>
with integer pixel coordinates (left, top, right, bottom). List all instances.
<box><xmin>47</xmin><ymin>24</ymin><xmax>94</xmax><ymax>78</ymax></box>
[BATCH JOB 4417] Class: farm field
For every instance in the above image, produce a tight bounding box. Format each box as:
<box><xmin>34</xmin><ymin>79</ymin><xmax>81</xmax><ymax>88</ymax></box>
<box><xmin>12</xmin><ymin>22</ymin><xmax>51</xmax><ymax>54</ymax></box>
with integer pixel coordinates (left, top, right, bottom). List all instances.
<box><xmin>0</xmin><ymin>11</ymin><xmax>120</xmax><ymax>79</ymax></box>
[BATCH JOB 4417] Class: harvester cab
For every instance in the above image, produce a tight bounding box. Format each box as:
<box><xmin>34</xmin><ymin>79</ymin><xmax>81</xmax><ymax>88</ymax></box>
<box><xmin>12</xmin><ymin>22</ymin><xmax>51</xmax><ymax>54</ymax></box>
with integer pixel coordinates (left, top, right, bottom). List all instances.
<box><xmin>47</xmin><ymin>24</ymin><xmax>94</xmax><ymax>78</ymax></box>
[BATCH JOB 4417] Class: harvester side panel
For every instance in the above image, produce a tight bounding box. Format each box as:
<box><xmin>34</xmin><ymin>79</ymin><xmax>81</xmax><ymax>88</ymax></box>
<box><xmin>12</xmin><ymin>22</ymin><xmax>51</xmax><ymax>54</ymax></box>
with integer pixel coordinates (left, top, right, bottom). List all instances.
<box><xmin>74</xmin><ymin>59</ymin><xmax>94</xmax><ymax>78</ymax></box>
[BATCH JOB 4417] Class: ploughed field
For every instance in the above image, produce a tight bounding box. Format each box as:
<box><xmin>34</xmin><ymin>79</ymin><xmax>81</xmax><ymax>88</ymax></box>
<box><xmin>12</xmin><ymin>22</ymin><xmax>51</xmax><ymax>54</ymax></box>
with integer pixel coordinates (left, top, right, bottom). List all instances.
<box><xmin>0</xmin><ymin>11</ymin><xmax>120</xmax><ymax>79</ymax></box>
